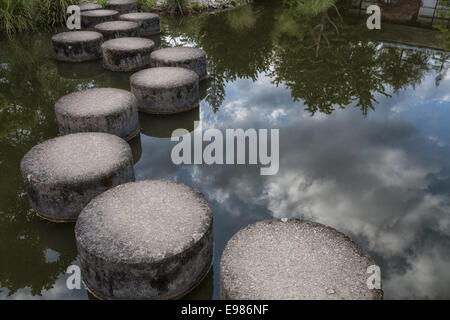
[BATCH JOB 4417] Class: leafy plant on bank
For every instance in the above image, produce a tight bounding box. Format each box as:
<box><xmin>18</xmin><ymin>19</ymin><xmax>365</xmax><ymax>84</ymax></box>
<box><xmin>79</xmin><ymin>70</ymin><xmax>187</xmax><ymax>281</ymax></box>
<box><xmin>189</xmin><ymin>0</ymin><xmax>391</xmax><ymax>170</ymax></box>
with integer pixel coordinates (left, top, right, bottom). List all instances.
<box><xmin>96</xmin><ymin>0</ymin><xmax>108</xmax><ymax>8</ymax></box>
<box><xmin>166</xmin><ymin>0</ymin><xmax>189</xmax><ymax>15</ymax></box>
<box><xmin>34</xmin><ymin>0</ymin><xmax>81</xmax><ymax>31</ymax></box>
<box><xmin>434</xmin><ymin>0</ymin><xmax>450</xmax><ymax>50</ymax></box>
<box><xmin>0</xmin><ymin>0</ymin><xmax>81</xmax><ymax>36</ymax></box>
<box><xmin>137</xmin><ymin>0</ymin><xmax>158</xmax><ymax>11</ymax></box>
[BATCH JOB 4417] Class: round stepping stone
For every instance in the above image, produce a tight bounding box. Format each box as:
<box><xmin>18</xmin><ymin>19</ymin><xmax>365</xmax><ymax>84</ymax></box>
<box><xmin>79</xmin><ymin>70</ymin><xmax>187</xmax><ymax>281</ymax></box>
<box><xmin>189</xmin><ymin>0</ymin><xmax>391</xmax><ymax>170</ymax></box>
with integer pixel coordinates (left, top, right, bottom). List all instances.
<box><xmin>101</xmin><ymin>37</ymin><xmax>154</xmax><ymax>72</ymax></box>
<box><xmin>220</xmin><ymin>219</ymin><xmax>384</xmax><ymax>300</ymax></box>
<box><xmin>151</xmin><ymin>47</ymin><xmax>208</xmax><ymax>81</ymax></box>
<box><xmin>81</xmin><ymin>9</ymin><xmax>119</xmax><ymax>29</ymax></box>
<box><xmin>75</xmin><ymin>179</ymin><xmax>213</xmax><ymax>299</ymax></box>
<box><xmin>130</xmin><ymin>67</ymin><xmax>199</xmax><ymax>114</ymax></box>
<box><xmin>107</xmin><ymin>0</ymin><xmax>137</xmax><ymax>13</ymax></box>
<box><xmin>119</xmin><ymin>12</ymin><xmax>160</xmax><ymax>36</ymax></box>
<box><xmin>94</xmin><ymin>21</ymin><xmax>140</xmax><ymax>40</ymax></box>
<box><xmin>20</xmin><ymin>133</ymin><xmax>135</xmax><ymax>223</ymax></box>
<box><xmin>52</xmin><ymin>31</ymin><xmax>103</xmax><ymax>62</ymax></box>
<box><xmin>55</xmin><ymin>88</ymin><xmax>140</xmax><ymax>141</ymax></box>
<box><xmin>79</xmin><ymin>3</ymin><xmax>102</xmax><ymax>11</ymax></box>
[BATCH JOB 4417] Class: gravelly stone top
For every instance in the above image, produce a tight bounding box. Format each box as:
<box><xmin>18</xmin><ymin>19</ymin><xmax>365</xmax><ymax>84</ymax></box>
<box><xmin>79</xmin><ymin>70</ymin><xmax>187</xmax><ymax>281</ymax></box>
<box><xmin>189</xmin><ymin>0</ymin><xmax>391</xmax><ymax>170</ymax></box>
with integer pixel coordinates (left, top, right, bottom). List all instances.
<box><xmin>76</xmin><ymin>180</ymin><xmax>213</xmax><ymax>264</ymax></box>
<box><xmin>79</xmin><ymin>3</ymin><xmax>102</xmax><ymax>11</ymax></box>
<box><xmin>55</xmin><ymin>88</ymin><xmax>137</xmax><ymax>117</ymax></box>
<box><xmin>52</xmin><ymin>31</ymin><xmax>103</xmax><ymax>43</ymax></box>
<box><xmin>21</xmin><ymin>133</ymin><xmax>132</xmax><ymax>185</ymax></box>
<box><xmin>120</xmin><ymin>12</ymin><xmax>159</xmax><ymax>20</ymax></box>
<box><xmin>130</xmin><ymin>67</ymin><xmax>199</xmax><ymax>89</ymax></box>
<box><xmin>95</xmin><ymin>21</ymin><xmax>139</xmax><ymax>31</ymax></box>
<box><xmin>220</xmin><ymin>219</ymin><xmax>383</xmax><ymax>300</ymax></box>
<box><xmin>81</xmin><ymin>9</ymin><xmax>118</xmax><ymax>17</ymax></box>
<box><xmin>108</xmin><ymin>0</ymin><xmax>136</xmax><ymax>4</ymax></box>
<box><xmin>101</xmin><ymin>37</ymin><xmax>154</xmax><ymax>51</ymax></box>
<box><xmin>151</xmin><ymin>47</ymin><xmax>206</xmax><ymax>62</ymax></box>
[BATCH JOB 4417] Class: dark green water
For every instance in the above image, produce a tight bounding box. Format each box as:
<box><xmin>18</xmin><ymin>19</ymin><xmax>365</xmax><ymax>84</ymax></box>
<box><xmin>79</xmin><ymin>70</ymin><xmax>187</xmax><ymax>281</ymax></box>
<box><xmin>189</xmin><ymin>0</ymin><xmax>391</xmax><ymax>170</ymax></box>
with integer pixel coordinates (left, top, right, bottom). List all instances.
<box><xmin>1</xmin><ymin>1</ymin><xmax>450</xmax><ymax>299</ymax></box>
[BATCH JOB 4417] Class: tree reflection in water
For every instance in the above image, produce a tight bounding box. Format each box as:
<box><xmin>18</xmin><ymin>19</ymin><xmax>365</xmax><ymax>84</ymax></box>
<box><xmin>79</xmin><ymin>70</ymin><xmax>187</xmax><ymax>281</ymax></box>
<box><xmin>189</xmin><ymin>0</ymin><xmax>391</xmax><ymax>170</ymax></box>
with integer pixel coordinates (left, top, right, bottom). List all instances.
<box><xmin>161</xmin><ymin>0</ymin><xmax>447</xmax><ymax>116</ymax></box>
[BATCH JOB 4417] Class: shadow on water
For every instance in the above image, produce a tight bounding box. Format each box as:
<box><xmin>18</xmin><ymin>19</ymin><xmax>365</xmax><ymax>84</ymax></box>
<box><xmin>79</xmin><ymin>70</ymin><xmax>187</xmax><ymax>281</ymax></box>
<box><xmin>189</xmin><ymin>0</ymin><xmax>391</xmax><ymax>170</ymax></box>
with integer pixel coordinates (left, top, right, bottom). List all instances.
<box><xmin>139</xmin><ymin>108</ymin><xmax>200</xmax><ymax>138</ymax></box>
<box><xmin>1</xmin><ymin>0</ymin><xmax>450</xmax><ymax>299</ymax></box>
<box><xmin>129</xmin><ymin>135</ymin><xmax>143</xmax><ymax>164</ymax></box>
<box><xmin>56</xmin><ymin>60</ymin><xmax>105</xmax><ymax>80</ymax></box>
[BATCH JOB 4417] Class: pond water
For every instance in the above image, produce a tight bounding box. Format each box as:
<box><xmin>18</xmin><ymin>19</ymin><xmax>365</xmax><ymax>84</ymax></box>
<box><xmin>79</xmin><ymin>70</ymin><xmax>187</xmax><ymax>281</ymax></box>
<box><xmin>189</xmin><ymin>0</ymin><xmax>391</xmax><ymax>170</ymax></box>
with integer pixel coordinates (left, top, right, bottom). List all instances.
<box><xmin>1</xmin><ymin>0</ymin><xmax>450</xmax><ymax>299</ymax></box>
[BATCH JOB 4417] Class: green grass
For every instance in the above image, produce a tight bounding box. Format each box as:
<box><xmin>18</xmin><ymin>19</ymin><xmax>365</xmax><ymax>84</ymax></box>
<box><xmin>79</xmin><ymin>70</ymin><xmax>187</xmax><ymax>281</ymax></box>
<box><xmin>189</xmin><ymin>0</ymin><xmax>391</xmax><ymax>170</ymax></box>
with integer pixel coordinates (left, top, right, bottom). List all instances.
<box><xmin>0</xmin><ymin>0</ymin><xmax>80</xmax><ymax>36</ymax></box>
<box><xmin>0</xmin><ymin>0</ymin><xmax>34</xmax><ymax>35</ymax></box>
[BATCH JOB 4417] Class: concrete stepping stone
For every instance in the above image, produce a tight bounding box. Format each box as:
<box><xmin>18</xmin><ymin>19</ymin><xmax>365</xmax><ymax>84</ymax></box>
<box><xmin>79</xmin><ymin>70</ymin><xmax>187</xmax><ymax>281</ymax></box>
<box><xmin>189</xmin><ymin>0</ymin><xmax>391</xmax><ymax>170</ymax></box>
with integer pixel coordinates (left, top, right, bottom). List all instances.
<box><xmin>101</xmin><ymin>37</ymin><xmax>154</xmax><ymax>72</ymax></box>
<box><xmin>220</xmin><ymin>219</ymin><xmax>384</xmax><ymax>300</ymax></box>
<box><xmin>79</xmin><ymin>3</ymin><xmax>102</xmax><ymax>11</ymax></box>
<box><xmin>151</xmin><ymin>47</ymin><xmax>208</xmax><ymax>81</ymax></box>
<box><xmin>130</xmin><ymin>67</ymin><xmax>199</xmax><ymax>114</ymax></box>
<box><xmin>54</xmin><ymin>88</ymin><xmax>140</xmax><ymax>141</ymax></box>
<box><xmin>75</xmin><ymin>179</ymin><xmax>213</xmax><ymax>299</ymax></box>
<box><xmin>107</xmin><ymin>0</ymin><xmax>137</xmax><ymax>13</ymax></box>
<box><xmin>81</xmin><ymin>9</ymin><xmax>119</xmax><ymax>29</ymax></box>
<box><xmin>52</xmin><ymin>31</ymin><xmax>103</xmax><ymax>62</ymax></box>
<box><xmin>20</xmin><ymin>133</ymin><xmax>135</xmax><ymax>223</ymax></box>
<box><xmin>119</xmin><ymin>12</ymin><xmax>160</xmax><ymax>36</ymax></box>
<box><xmin>94</xmin><ymin>21</ymin><xmax>140</xmax><ymax>40</ymax></box>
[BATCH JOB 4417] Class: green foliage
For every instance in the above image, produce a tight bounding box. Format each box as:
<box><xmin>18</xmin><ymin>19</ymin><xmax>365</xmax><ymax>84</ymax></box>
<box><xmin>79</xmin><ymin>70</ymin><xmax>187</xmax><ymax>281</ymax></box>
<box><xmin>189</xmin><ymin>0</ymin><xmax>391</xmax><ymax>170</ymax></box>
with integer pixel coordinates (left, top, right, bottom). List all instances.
<box><xmin>283</xmin><ymin>0</ymin><xmax>336</xmax><ymax>16</ymax></box>
<box><xmin>96</xmin><ymin>0</ymin><xmax>108</xmax><ymax>8</ymax></box>
<box><xmin>167</xmin><ymin>0</ymin><xmax>189</xmax><ymax>15</ymax></box>
<box><xmin>34</xmin><ymin>0</ymin><xmax>80</xmax><ymax>31</ymax></box>
<box><xmin>137</xmin><ymin>0</ymin><xmax>158</xmax><ymax>11</ymax></box>
<box><xmin>0</xmin><ymin>0</ymin><xmax>80</xmax><ymax>35</ymax></box>
<box><xmin>0</xmin><ymin>0</ymin><xmax>34</xmax><ymax>35</ymax></box>
<box><xmin>190</xmin><ymin>2</ymin><xmax>207</xmax><ymax>12</ymax></box>
<box><xmin>434</xmin><ymin>0</ymin><xmax>450</xmax><ymax>50</ymax></box>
